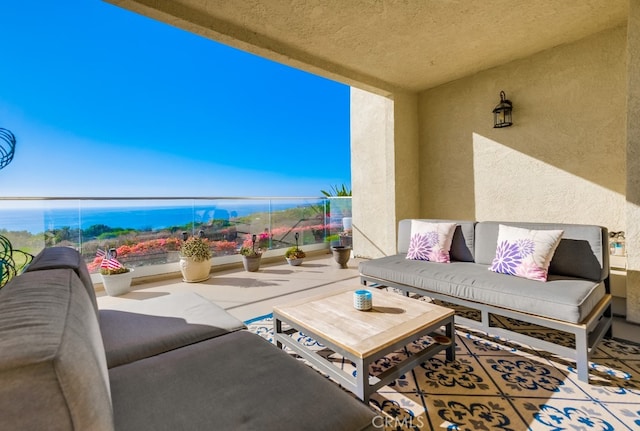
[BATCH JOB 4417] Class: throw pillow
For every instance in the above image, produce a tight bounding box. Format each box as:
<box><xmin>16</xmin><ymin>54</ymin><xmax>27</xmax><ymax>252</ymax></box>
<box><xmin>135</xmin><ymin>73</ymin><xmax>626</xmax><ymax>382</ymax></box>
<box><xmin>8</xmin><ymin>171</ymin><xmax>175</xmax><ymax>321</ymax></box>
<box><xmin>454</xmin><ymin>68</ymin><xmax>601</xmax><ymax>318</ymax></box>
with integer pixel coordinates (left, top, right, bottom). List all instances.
<box><xmin>489</xmin><ymin>224</ymin><xmax>564</xmax><ymax>282</ymax></box>
<box><xmin>406</xmin><ymin>221</ymin><xmax>457</xmax><ymax>263</ymax></box>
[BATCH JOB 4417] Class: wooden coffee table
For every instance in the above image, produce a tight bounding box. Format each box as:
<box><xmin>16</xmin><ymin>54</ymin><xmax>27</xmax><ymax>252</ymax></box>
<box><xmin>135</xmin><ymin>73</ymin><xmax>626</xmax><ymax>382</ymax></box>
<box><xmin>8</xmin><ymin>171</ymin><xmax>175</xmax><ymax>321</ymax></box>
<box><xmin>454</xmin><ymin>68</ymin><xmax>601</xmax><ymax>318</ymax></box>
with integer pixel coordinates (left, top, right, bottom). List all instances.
<box><xmin>273</xmin><ymin>287</ymin><xmax>455</xmax><ymax>402</ymax></box>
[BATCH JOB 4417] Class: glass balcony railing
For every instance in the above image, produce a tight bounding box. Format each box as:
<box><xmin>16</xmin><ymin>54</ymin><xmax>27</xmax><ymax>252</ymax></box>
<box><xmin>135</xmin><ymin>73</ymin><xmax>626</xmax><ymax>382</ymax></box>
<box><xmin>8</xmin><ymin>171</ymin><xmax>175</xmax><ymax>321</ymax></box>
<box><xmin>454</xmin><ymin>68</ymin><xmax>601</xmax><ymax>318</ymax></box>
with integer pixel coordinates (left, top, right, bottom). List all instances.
<box><xmin>0</xmin><ymin>197</ymin><xmax>352</xmax><ymax>281</ymax></box>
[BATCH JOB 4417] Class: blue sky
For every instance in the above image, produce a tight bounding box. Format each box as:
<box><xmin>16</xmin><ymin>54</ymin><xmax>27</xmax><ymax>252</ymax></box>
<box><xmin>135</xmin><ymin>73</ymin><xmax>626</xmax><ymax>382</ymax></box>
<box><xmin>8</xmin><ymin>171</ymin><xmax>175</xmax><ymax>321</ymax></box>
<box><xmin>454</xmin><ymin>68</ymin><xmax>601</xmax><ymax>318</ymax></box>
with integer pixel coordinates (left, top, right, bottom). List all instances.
<box><xmin>0</xmin><ymin>1</ymin><xmax>350</xmax><ymax>198</ymax></box>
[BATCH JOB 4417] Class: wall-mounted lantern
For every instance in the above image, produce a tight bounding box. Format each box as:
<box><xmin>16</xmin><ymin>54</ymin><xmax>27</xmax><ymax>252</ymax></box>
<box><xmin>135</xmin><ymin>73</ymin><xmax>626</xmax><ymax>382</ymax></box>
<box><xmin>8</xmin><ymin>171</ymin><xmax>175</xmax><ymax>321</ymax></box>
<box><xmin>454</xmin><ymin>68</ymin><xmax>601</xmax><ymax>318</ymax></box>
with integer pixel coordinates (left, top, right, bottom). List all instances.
<box><xmin>492</xmin><ymin>91</ymin><xmax>513</xmax><ymax>128</ymax></box>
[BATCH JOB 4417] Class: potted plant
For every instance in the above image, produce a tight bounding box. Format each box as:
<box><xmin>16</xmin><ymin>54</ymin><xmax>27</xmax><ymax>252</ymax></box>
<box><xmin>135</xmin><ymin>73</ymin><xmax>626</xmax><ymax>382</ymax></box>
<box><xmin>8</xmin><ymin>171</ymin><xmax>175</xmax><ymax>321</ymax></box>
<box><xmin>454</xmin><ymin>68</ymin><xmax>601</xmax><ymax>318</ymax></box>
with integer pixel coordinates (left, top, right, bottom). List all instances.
<box><xmin>240</xmin><ymin>234</ymin><xmax>263</xmax><ymax>272</ymax></box>
<box><xmin>284</xmin><ymin>232</ymin><xmax>306</xmax><ymax>266</ymax></box>
<box><xmin>339</xmin><ymin>229</ymin><xmax>353</xmax><ymax>247</ymax></box>
<box><xmin>285</xmin><ymin>246</ymin><xmax>306</xmax><ymax>266</ymax></box>
<box><xmin>98</xmin><ymin>248</ymin><xmax>133</xmax><ymax>296</ymax></box>
<box><xmin>179</xmin><ymin>231</ymin><xmax>212</xmax><ymax>282</ymax></box>
<box><xmin>331</xmin><ymin>245</ymin><xmax>351</xmax><ymax>269</ymax></box>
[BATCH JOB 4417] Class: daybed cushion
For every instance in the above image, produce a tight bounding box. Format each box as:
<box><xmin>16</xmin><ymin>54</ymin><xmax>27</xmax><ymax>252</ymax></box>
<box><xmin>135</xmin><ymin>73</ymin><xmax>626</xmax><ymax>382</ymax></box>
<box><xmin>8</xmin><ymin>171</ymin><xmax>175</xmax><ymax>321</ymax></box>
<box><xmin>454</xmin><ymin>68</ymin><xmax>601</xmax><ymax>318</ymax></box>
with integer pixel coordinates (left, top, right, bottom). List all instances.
<box><xmin>100</xmin><ymin>292</ymin><xmax>246</xmax><ymax>368</ymax></box>
<box><xmin>359</xmin><ymin>255</ymin><xmax>606</xmax><ymax>323</ymax></box>
<box><xmin>0</xmin><ymin>269</ymin><xmax>114</xmax><ymax>431</ymax></box>
<box><xmin>110</xmin><ymin>330</ymin><xmax>376</xmax><ymax>431</ymax></box>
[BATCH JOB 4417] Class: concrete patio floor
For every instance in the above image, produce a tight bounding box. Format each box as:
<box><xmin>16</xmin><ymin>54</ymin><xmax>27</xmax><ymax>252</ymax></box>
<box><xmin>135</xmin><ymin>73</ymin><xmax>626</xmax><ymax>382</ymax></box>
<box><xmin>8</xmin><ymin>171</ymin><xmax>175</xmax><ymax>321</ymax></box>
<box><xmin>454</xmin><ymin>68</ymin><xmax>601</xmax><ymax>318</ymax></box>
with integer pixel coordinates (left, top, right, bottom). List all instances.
<box><xmin>96</xmin><ymin>252</ymin><xmax>364</xmax><ymax>323</ymax></box>
<box><xmin>96</xmin><ymin>252</ymin><xmax>640</xmax><ymax>345</ymax></box>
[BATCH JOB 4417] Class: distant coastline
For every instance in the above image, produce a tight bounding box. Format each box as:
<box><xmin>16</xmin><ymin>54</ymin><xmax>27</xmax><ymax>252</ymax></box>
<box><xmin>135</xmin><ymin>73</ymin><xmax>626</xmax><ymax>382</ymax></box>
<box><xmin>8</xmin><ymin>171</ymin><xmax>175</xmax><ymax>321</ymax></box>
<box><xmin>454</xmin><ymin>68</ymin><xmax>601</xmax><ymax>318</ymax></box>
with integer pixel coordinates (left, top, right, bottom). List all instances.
<box><xmin>0</xmin><ymin>202</ymin><xmax>311</xmax><ymax>234</ymax></box>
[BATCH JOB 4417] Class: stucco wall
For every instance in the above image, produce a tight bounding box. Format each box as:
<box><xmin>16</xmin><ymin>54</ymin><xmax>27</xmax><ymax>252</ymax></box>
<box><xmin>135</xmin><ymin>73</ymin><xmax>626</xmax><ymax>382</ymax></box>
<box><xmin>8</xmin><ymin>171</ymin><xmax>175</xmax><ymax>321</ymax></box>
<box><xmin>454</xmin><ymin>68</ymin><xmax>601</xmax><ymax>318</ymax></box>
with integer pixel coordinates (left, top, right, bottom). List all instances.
<box><xmin>351</xmin><ymin>88</ymin><xmax>420</xmax><ymax>258</ymax></box>
<box><xmin>418</xmin><ymin>26</ymin><xmax>627</xmax><ymax>231</ymax></box>
<box><xmin>625</xmin><ymin>0</ymin><xmax>640</xmax><ymax>323</ymax></box>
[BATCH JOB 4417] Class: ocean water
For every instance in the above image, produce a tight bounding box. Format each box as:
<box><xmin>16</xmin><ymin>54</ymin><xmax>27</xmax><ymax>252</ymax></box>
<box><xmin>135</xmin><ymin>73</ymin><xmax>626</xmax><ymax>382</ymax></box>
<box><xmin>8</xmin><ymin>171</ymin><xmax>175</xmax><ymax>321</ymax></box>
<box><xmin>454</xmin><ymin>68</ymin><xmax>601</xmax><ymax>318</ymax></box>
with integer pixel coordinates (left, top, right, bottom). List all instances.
<box><xmin>0</xmin><ymin>201</ymin><xmax>321</xmax><ymax>234</ymax></box>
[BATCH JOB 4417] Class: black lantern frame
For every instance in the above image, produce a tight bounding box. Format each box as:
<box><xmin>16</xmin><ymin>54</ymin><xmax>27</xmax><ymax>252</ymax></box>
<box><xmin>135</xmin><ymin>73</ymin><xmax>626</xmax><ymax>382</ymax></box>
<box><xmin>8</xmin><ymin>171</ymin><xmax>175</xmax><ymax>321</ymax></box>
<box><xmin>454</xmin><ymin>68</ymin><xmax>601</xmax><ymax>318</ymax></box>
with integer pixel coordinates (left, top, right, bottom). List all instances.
<box><xmin>492</xmin><ymin>91</ymin><xmax>513</xmax><ymax>128</ymax></box>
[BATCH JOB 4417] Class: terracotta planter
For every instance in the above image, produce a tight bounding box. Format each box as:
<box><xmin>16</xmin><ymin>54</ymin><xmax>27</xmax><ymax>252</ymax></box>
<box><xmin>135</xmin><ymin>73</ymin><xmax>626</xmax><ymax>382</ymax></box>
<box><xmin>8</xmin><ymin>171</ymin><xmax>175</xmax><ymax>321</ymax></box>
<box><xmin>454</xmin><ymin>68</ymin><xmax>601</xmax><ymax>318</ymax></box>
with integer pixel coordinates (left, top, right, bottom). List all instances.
<box><xmin>242</xmin><ymin>255</ymin><xmax>261</xmax><ymax>272</ymax></box>
<box><xmin>331</xmin><ymin>246</ymin><xmax>351</xmax><ymax>269</ymax></box>
<box><xmin>101</xmin><ymin>269</ymin><xmax>134</xmax><ymax>296</ymax></box>
<box><xmin>179</xmin><ymin>257</ymin><xmax>211</xmax><ymax>282</ymax></box>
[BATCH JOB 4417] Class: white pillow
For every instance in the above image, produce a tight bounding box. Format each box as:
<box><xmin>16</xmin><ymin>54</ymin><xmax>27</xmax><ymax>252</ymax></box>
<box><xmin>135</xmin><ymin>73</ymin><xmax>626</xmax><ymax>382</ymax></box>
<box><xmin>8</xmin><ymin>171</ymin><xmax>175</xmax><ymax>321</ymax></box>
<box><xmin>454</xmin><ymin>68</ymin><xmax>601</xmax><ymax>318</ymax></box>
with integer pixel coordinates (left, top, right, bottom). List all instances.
<box><xmin>489</xmin><ymin>224</ymin><xmax>563</xmax><ymax>281</ymax></box>
<box><xmin>406</xmin><ymin>221</ymin><xmax>456</xmax><ymax>263</ymax></box>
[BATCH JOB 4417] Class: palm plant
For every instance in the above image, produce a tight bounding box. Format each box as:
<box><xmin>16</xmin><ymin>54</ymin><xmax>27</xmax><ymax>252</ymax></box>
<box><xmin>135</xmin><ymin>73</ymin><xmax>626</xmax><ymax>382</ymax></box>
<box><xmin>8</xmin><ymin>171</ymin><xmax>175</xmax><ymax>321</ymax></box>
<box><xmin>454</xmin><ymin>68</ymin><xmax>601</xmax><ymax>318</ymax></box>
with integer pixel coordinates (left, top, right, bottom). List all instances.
<box><xmin>316</xmin><ymin>184</ymin><xmax>352</xmax><ymax>218</ymax></box>
<box><xmin>320</xmin><ymin>184</ymin><xmax>352</xmax><ymax>197</ymax></box>
<box><xmin>321</xmin><ymin>184</ymin><xmax>352</xmax><ymax>218</ymax></box>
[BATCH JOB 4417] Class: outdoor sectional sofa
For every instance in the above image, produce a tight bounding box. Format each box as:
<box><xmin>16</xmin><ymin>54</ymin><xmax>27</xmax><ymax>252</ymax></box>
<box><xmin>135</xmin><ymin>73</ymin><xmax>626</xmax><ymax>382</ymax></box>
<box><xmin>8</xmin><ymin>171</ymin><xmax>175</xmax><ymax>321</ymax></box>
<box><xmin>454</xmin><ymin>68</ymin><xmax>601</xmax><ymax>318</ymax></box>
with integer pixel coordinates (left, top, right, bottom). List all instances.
<box><xmin>0</xmin><ymin>247</ymin><xmax>376</xmax><ymax>431</ymax></box>
<box><xmin>359</xmin><ymin>219</ymin><xmax>613</xmax><ymax>382</ymax></box>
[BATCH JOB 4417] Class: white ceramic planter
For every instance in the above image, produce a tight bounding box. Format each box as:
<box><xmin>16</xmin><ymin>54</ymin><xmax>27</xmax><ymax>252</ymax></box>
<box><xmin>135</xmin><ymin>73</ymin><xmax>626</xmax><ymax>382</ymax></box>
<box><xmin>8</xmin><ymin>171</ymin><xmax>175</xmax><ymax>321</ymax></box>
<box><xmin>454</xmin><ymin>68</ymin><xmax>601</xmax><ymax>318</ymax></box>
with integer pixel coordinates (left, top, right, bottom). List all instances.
<box><xmin>179</xmin><ymin>257</ymin><xmax>211</xmax><ymax>282</ymax></box>
<box><xmin>286</xmin><ymin>257</ymin><xmax>303</xmax><ymax>266</ymax></box>
<box><xmin>101</xmin><ymin>269</ymin><xmax>134</xmax><ymax>296</ymax></box>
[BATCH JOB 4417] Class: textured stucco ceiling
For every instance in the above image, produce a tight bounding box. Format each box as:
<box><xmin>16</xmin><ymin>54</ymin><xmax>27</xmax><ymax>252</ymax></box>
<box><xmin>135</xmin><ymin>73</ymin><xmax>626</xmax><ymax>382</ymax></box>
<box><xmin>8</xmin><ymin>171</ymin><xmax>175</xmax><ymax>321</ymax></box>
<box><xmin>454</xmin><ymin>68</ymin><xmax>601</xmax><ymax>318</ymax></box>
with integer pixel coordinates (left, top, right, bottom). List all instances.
<box><xmin>107</xmin><ymin>0</ymin><xmax>629</xmax><ymax>94</ymax></box>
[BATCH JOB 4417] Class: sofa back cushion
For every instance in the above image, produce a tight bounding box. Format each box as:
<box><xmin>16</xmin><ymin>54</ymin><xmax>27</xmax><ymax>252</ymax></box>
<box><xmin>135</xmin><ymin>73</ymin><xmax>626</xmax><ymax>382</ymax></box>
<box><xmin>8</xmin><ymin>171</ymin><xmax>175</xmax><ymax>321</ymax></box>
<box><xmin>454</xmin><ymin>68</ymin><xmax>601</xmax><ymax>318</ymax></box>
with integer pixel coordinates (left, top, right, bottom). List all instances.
<box><xmin>475</xmin><ymin>221</ymin><xmax>609</xmax><ymax>282</ymax></box>
<box><xmin>0</xmin><ymin>269</ymin><xmax>114</xmax><ymax>431</ymax></box>
<box><xmin>24</xmin><ymin>246</ymin><xmax>98</xmax><ymax>314</ymax></box>
<box><xmin>399</xmin><ymin>219</ymin><xmax>476</xmax><ymax>262</ymax></box>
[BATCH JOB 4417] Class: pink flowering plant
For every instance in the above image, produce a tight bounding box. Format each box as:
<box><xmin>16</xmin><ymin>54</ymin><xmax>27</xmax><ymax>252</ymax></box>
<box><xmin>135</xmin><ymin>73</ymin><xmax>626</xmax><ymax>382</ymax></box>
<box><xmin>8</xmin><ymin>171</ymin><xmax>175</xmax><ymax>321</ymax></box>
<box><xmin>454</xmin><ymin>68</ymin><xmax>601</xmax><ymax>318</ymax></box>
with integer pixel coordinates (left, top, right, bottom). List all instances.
<box><xmin>215</xmin><ymin>240</ymin><xmax>238</xmax><ymax>255</ymax></box>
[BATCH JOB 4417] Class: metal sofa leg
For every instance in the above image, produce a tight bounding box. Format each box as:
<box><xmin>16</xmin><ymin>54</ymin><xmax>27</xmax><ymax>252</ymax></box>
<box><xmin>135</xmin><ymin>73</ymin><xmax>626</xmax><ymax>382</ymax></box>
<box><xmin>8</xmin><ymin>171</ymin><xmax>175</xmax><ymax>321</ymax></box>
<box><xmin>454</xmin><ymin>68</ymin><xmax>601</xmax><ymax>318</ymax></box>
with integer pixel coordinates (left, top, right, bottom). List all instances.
<box><xmin>575</xmin><ymin>330</ymin><xmax>590</xmax><ymax>382</ymax></box>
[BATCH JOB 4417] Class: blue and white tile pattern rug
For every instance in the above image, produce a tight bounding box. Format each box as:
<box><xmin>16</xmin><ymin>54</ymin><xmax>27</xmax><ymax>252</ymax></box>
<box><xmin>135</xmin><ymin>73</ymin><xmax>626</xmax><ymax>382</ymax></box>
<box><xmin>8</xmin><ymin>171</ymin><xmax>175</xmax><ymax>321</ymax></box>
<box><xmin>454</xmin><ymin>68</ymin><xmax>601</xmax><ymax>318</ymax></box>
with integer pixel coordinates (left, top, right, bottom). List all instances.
<box><xmin>246</xmin><ymin>308</ymin><xmax>640</xmax><ymax>431</ymax></box>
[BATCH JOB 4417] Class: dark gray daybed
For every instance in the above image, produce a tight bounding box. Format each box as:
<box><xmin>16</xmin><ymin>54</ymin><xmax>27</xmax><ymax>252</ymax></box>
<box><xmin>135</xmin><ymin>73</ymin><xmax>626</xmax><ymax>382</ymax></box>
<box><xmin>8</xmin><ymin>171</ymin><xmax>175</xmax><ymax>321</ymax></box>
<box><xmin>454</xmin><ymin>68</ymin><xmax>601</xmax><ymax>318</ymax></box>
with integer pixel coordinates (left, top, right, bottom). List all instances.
<box><xmin>0</xmin><ymin>247</ymin><xmax>376</xmax><ymax>431</ymax></box>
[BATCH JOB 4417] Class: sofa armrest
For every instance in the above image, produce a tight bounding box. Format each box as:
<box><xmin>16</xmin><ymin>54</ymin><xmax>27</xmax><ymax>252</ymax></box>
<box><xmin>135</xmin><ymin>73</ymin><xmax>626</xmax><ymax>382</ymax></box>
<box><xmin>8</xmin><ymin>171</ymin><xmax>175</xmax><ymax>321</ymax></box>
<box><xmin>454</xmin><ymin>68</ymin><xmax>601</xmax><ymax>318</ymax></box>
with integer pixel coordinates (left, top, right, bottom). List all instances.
<box><xmin>25</xmin><ymin>247</ymin><xmax>97</xmax><ymax>312</ymax></box>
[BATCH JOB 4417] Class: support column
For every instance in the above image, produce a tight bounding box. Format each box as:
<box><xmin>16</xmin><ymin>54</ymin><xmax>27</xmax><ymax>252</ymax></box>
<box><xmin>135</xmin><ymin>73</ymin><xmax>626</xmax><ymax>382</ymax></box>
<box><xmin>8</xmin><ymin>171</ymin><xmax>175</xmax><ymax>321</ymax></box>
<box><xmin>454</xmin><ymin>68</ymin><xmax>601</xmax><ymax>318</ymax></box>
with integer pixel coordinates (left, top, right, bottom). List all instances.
<box><xmin>626</xmin><ymin>0</ymin><xmax>640</xmax><ymax>322</ymax></box>
<box><xmin>350</xmin><ymin>88</ymin><xmax>419</xmax><ymax>259</ymax></box>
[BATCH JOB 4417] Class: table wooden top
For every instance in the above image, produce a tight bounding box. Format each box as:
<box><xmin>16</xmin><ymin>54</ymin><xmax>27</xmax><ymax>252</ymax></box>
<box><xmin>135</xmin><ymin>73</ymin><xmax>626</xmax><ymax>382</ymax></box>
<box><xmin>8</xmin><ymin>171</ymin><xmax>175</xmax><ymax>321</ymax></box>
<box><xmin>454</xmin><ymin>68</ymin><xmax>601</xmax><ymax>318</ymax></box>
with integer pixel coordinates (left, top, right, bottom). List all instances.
<box><xmin>273</xmin><ymin>287</ymin><xmax>454</xmax><ymax>358</ymax></box>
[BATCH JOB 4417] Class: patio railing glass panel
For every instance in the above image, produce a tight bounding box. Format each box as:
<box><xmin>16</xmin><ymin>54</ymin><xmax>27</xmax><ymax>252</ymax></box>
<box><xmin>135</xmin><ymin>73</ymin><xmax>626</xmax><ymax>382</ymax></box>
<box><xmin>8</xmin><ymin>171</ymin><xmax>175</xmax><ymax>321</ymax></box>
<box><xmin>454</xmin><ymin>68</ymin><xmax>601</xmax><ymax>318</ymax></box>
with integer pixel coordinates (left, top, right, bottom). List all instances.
<box><xmin>0</xmin><ymin>197</ymin><xmax>350</xmax><ymax>277</ymax></box>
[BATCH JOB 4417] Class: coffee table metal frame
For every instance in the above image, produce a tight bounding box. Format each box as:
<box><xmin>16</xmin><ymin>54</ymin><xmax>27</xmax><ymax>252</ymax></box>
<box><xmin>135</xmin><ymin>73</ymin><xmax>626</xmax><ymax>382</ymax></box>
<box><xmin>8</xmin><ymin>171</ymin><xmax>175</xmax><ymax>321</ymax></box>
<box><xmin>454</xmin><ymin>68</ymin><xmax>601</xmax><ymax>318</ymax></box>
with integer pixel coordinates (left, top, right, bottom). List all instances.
<box><xmin>273</xmin><ymin>290</ymin><xmax>455</xmax><ymax>402</ymax></box>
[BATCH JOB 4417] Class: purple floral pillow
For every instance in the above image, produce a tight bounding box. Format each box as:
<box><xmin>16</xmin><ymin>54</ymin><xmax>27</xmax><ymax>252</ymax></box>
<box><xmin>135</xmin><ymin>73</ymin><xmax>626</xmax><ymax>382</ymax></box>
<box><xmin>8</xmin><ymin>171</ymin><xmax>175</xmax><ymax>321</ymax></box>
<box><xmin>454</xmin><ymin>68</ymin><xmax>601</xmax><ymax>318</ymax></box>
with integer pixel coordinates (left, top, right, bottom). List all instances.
<box><xmin>489</xmin><ymin>225</ymin><xmax>564</xmax><ymax>282</ymax></box>
<box><xmin>406</xmin><ymin>221</ymin><xmax>457</xmax><ymax>263</ymax></box>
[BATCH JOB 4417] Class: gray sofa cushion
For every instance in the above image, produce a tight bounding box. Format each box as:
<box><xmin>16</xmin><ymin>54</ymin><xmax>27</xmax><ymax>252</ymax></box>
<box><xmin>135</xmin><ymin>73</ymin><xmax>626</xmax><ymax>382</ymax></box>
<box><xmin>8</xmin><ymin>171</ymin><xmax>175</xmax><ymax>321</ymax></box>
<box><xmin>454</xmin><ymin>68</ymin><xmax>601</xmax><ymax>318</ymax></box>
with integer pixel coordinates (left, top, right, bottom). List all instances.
<box><xmin>24</xmin><ymin>246</ymin><xmax>98</xmax><ymax>313</ymax></box>
<box><xmin>398</xmin><ymin>219</ymin><xmax>475</xmax><ymax>261</ymax></box>
<box><xmin>100</xmin><ymin>292</ymin><xmax>246</xmax><ymax>368</ymax></box>
<box><xmin>474</xmin><ymin>221</ymin><xmax>609</xmax><ymax>282</ymax></box>
<box><xmin>0</xmin><ymin>269</ymin><xmax>113</xmax><ymax>431</ymax></box>
<box><xmin>110</xmin><ymin>330</ymin><xmax>376</xmax><ymax>431</ymax></box>
<box><xmin>359</xmin><ymin>255</ymin><xmax>606</xmax><ymax>323</ymax></box>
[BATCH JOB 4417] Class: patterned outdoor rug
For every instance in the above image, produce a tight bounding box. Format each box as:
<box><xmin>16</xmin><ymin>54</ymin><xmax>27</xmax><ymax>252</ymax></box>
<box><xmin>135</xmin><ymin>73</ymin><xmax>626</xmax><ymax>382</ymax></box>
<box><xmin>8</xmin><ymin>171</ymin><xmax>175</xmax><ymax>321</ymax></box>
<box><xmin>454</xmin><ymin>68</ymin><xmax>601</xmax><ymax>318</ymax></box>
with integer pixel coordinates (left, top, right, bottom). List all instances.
<box><xmin>246</xmin><ymin>305</ymin><xmax>640</xmax><ymax>431</ymax></box>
